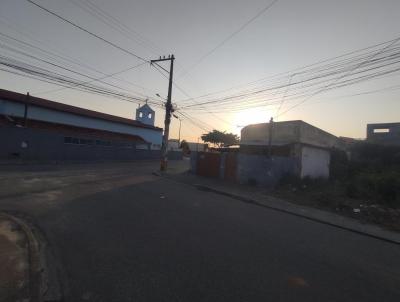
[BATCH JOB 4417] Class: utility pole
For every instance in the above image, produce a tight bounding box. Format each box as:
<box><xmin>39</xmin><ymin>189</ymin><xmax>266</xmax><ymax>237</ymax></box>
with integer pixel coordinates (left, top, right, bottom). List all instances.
<box><xmin>268</xmin><ymin>117</ymin><xmax>274</xmax><ymax>157</ymax></box>
<box><xmin>178</xmin><ymin>118</ymin><xmax>181</xmax><ymax>144</ymax></box>
<box><xmin>151</xmin><ymin>55</ymin><xmax>175</xmax><ymax>171</ymax></box>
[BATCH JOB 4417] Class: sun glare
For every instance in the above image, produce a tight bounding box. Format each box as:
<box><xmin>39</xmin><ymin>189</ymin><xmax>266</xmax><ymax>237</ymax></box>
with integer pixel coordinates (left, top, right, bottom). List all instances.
<box><xmin>231</xmin><ymin>107</ymin><xmax>271</xmax><ymax>134</ymax></box>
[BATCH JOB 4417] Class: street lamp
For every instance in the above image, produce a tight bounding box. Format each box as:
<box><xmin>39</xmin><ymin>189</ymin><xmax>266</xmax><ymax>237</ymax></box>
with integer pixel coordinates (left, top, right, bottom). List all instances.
<box><xmin>172</xmin><ymin>113</ymin><xmax>182</xmax><ymax>144</ymax></box>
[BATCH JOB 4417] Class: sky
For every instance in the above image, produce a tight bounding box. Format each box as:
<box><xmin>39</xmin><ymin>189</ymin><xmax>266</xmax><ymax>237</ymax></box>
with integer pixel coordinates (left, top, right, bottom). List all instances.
<box><xmin>0</xmin><ymin>0</ymin><xmax>399</xmax><ymax>142</ymax></box>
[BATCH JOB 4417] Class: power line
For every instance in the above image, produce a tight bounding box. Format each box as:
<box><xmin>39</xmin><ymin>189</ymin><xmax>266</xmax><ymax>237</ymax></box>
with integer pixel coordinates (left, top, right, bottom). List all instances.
<box><xmin>177</xmin><ymin>35</ymin><xmax>400</xmax><ymax>105</ymax></box>
<box><xmin>275</xmin><ymin>36</ymin><xmax>400</xmax><ymax>118</ymax></box>
<box><xmin>34</xmin><ymin>62</ymin><xmax>147</xmax><ymax>95</ymax></box>
<box><xmin>0</xmin><ymin>24</ymin><xmax>155</xmax><ymax>95</ymax></box>
<box><xmin>179</xmin><ymin>39</ymin><xmax>400</xmax><ymax>113</ymax></box>
<box><xmin>25</xmin><ymin>0</ymin><xmax>149</xmax><ymax>63</ymax></box>
<box><xmin>178</xmin><ymin>0</ymin><xmax>280</xmax><ymax>79</ymax></box>
<box><xmin>0</xmin><ymin>54</ymin><xmax>164</xmax><ymax>107</ymax></box>
<box><xmin>66</xmin><ymin>0</ymin><xmax>165</xmax><ymax>57</ymax></box>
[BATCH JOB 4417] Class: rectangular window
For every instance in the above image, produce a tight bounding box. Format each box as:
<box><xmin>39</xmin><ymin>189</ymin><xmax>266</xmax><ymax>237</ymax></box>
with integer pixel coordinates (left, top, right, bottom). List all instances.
<box><xmin>64</xmin><ymin>137</ymin><xmax>72</xmax><ymax>144</ymax></box>
<box><xmin>373</xmin><ymin>128</ymin><xmax>390</xmax><ymax>133</ymax></box>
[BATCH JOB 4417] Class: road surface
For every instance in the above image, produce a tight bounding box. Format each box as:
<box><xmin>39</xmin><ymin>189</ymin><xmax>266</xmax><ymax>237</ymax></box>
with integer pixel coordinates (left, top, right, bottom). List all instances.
<box><xmin>0</xmin><ymin>161</ymin><xmax>399</xmax><ymax>301</ymax></box>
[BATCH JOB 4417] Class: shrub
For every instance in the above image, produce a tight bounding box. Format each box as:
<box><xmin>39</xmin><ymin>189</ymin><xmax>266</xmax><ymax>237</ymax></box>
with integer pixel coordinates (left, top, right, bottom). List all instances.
<box><xmin>345</xmin><ymin>171</ymin><xmax>400</xmax><ymax>207</ymax></box>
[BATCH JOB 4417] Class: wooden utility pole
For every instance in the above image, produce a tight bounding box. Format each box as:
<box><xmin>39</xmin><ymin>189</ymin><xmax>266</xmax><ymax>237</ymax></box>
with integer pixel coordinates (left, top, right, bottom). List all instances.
<box><xmin>268</xmin><ymin>117</ymin><xmax>274</xmax><ymax>157</ymax></box>
<box><xmin>151</xmin><ymin>55</ymin><xmax>175</xmax><ymax>171</ymax></box>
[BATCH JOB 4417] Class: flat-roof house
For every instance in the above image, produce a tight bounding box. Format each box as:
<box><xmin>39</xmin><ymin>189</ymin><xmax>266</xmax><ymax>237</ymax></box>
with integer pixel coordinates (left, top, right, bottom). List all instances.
<box><xmin>238</xmin><ymin>120</ymin><xmax>339</xmax><ymax>185</ymax></box>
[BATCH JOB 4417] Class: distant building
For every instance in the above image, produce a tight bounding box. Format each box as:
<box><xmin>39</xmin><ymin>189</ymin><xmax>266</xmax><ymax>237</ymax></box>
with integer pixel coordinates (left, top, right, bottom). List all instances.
<box><xmin>168</xmin><ymin>139</ymin><xmax>181</xmax><ymax>151</ymax></box>
<box><xmin>366</xmin><ymin>122</ymin><xmax>400</xmax><ymax>146</ymax></box>
<box><xmin>186</xmin><ymin>142</ymin><xmax>208</xmax><ymax>152</ymax></box>
<box><xmin>0</xmin><ymin>89</ymin><xmax>163</xmax><ymax>161</ymax></box>
<box><xmin>239</xmin><ymin>120</ymin><xmax>339</xmax><ymax>181</ymax></box>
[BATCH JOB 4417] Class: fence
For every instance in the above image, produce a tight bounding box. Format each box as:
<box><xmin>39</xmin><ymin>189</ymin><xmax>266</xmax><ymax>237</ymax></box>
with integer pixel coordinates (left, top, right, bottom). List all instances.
<box><xmin>191</xmin><ymin>151</ymin><xmax>298</xmax><ymax>187</ymax></box>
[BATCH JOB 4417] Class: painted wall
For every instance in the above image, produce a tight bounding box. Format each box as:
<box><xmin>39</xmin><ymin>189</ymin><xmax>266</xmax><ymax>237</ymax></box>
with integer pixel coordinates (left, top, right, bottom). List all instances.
<box><xmin>300</xmin><ymin>146</ymin><xmax>330</xmax><ymax>179</ymax></box>
<box><xmin>366</xmin><ymin>123</ymin><xmax>400</xmax><ymax>146</ymax></box>
<box><xmin>236</xmin><ymin>154</ymin><xmax>298</xmax><ymax>187</ymax></box>
<box><xmin>0</xmin><ymin>99</ymin><xmax>162</xmax><ymax>149</ymax></box>
<box><xmin>0</xmin><ymin>126</ymin><xmax>181</xmax><ymax>161</ymax></box>
<box><xmin>135</xmin><ymin>104</ymin><xmax>155</xmax><ymax>126</ymax></box>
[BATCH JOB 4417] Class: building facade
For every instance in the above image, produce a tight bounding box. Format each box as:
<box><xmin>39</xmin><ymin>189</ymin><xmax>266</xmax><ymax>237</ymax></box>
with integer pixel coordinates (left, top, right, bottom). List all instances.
<box><xmin>0</xmin><ymin>89</ymin><xmax>163</xmax><ymax>161</ymax></box>
<box><xmin>239</xmin><ymin>120</ymin><xmax>339</xmax><ymax>182</ymax></box>
<box><xmin>366</xmin><ymin>122</ymin><xmax>400</xmax><ymax>146</ymax></box>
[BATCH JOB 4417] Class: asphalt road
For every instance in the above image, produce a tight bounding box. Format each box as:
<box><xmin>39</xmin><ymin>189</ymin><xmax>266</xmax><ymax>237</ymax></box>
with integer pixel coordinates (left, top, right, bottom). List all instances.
<box><xmin>1</xmin><ymin>161</ymin><xmax>400</xmax><ymax>301</ymax></box>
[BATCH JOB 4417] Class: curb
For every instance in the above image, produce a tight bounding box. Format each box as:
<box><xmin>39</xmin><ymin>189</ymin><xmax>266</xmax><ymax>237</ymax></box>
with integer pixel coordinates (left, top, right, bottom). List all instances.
<box><xmin>0</xmin><ymin>212</ymin><xmax>63</xmax><ymax>302</ymax></box>
<box><xmin>192</xmin><ymin>184</ymin><xmax>400</xmax><ymax>245</ymax></box>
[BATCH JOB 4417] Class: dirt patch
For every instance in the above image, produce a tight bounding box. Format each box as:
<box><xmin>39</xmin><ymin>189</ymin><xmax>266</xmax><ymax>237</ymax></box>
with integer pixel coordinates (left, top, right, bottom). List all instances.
<box><xmin>272</xmin><ymin>180</ymin><xmax>400</xmax><ymax>232</ymax></box>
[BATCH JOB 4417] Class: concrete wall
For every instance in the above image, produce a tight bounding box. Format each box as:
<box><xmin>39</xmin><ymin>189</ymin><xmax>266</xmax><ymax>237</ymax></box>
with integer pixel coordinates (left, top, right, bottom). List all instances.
<box><xmin>241</xmin><ymin>121</ymin><xmax>299</xmax><ymax>146</ymax></box>
<box><xmin>0</xmin><ymin>126</ymin><xmax>181</xmax><ymax>161</ymax></box>
<box><xmin>241</xmin><ymin>120</ymin><xmax>338</xmax><ymax>149</ymax></box>
<box><xmin>236</xmin><ymin>154</ymin><xmax>298</xmax><ymax>187</ymax></box>
<box><xmin>366</xmin><ymin>123</ymin><xmax>400</xmax><ymax>146</ymax></box>
<box><xmin>298</xmin><ymin>122</ymin><xmax>338</xmax><ymax>148</ymax></box>
<box><xmin>0</xmin><ymin>99</ymin><xmax>162</xmax><ymax>149</ymax></box>
<box><xmin>300</xmin><ymin>146</ymin><xmax>330</xmax><ymax>178</ymax></box>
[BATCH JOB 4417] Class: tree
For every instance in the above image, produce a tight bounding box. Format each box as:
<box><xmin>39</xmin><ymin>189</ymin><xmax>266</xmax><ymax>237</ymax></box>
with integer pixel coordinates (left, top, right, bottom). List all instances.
<box><xmin>180</xmin><ymin>140</ymin><xmax>191</xmax><ymax>155</ymax></box>
<box><xmin>201</xmin><ymin>130</ymin><xmax>239</xmax><ymax>148</ymax></box>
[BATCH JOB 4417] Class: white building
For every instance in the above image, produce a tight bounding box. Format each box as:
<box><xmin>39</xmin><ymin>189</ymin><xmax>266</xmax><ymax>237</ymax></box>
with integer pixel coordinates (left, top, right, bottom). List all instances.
<box><xmin>240</xmin><ymin>120</ymin><xmax>339</xmax><ymax>179</ymax></box>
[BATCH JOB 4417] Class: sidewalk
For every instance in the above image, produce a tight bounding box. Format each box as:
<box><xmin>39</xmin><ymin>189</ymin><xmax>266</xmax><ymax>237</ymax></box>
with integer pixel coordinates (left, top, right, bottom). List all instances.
<box><xmin>0</xmin><ymin>214</ymin><xmax>31</xmax><ymax>301</ymax></box>
<box><xmin>169</xmin><ymin>172</ymin><xmax>400</xmax><ymax>245</ymax></box>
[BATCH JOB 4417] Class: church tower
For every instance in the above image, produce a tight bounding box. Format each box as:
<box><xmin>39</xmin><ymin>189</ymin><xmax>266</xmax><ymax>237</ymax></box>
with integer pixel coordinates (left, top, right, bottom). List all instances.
<box><xmin>136</xmin><ymin>103</ymin><xmax>155</xmax><ymax>126</ymax></box>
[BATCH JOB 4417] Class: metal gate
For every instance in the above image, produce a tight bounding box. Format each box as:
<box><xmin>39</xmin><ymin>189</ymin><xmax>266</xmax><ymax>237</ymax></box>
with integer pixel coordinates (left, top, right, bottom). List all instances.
<box><xmin>197</xmin><ymin>152</ymin><xmax>221</xmax><ymax>178</ymax></box>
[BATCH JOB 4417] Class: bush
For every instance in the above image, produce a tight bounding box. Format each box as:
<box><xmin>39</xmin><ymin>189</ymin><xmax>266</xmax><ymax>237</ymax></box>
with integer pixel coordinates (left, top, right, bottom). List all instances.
<box><xmin>345</xmin><ymin>171</ymin><xmax>400</xmax><ymax>207</ymax></box>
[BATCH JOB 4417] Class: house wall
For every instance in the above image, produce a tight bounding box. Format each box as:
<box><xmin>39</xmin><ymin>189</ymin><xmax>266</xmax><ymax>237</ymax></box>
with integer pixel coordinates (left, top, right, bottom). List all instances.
<box><xmin>0</xmin><ymin>99</ymin><xmax>162</xmax><ymax>149</ymax></box>
<box><xmin>298</xmin><ymin>122</ymin><xmax>338</xmax><ymax>148</ymax></box>
<box><xmin>300</xmin><ymin>146</ymin><xmax>330</xmax><ymax>178</ymax></box>
<box><xmin>241</xmin><ymin>120</ymin><xmax>339</xmax><ymax>149</ymax></box>
<box><xmin>236</xmin><ymin>154</ymin><xmax>298</xmax><ymax>187</ymax></box>
<box><xmin>240</xmin><ymin>121</ymin><xmax>299</xmax><ymax>146</ymax></box>
<box><xmin>0</xmin><ymin>125</ymin><xmax>181</xmax><ymax>161</ymax></box>
<box><xmin>366</xmin><ymin>123</ymin><xmax>400</xmax><ymax>146</ymax></box>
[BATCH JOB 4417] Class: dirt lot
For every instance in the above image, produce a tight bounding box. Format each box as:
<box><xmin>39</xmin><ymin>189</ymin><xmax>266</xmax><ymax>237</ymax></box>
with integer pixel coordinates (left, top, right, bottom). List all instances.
<box><xmin>272</xmin><ymin>180</ymin><xmax>400</xmax><ymax>232</ymax></box>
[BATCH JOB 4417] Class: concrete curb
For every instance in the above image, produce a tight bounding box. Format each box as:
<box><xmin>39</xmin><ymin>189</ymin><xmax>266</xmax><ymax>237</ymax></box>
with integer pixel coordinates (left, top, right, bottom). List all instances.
<box><xmin>184</xmin><ymin>182</ymin><xmax>400</xmax><ymax>245</ymax></box>
<box><xmin>0</xmin><ymin>212</ymin><xmax>63</xmax><ymax>302</ymax></box>
<box><xmin>0</xmin><ymin>212</ymin><xmax>41</xmax><ymax>301</ymax></box>
<box><xmin>193</xmin><ymin>184</ymin><xmax>400</xmax><ymax>245</ymax></box>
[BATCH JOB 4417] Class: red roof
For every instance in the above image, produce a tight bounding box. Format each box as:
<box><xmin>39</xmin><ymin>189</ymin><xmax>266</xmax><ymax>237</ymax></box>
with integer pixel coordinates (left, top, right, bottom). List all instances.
<box><xmin>0</xmin><ymin>88</ymin><xmax>162</xmax><ymax>131</ymax></box>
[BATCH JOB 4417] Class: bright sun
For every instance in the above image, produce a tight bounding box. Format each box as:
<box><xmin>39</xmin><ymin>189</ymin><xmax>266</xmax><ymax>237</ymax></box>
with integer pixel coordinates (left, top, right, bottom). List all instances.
<box><xmin>230</xmin><ymin>107</ymin><xmax>272</xmax><ymax>135</ymax></box>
